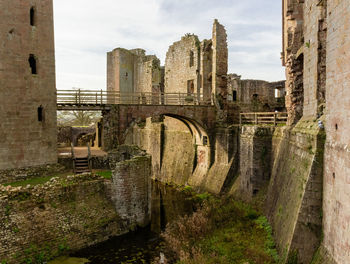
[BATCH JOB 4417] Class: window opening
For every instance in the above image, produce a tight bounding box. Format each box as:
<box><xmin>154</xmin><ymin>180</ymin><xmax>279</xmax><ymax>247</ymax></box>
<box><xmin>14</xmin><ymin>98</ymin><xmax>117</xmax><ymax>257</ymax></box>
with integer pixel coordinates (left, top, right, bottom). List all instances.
<box><xmin>37</xmin><ymin>106</ymin><xmax>43</xmax><ymax>122</ymax></box>
<box><xmin>233</xmin><ymin>90</ymin><xmax>237</xmax><ymax>101</ymax></box>
<box><xmin>29</xmin><ymin>54</ymin><xmax>37</xmax><ymax>74</ymax></box>
<box><xmin>189</xmin><ymin>51</ymin><xmax>194</xmax><ymax>67</ymax></box>
<box><xmin>30</xmin><ymin>7</ymin><xmax>35</xmax><ymax>26</ymax></box>
<box><xmin>203</xmin><ymin>136</ymin><xmax>208</xmax><ymax>146</ymax></box>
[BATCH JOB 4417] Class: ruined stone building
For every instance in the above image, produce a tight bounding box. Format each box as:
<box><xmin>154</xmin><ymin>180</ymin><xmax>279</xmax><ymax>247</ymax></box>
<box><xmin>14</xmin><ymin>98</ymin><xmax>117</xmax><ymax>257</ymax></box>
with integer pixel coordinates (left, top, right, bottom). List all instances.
<box><xmin>227</xmin><ymin>74</ymin><xmax>286</xmax><ymax>111</ymax></box>
<box><xmin>164</xmin><ymin>19</ymin><xmax>229</xmax><ymax>105</ymax></box>
<box><xmin>107</xmin><ymin>20</ymin><xmax>229</xmax><ymax>106</ymax></box>
<box><xmin>0</xmin><ymin>0</ymin><xmax>57</xmax><ymax>171</ymax></box>
<box><xmin>107</xmin><ymin>48</ymin><xmax>164</xmax><ymax>97</ymax></box>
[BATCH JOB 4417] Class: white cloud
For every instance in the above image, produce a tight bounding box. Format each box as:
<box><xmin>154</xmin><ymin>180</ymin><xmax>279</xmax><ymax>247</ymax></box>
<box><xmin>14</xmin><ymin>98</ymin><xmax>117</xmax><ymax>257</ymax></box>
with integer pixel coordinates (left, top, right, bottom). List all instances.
<box><xmin>53</xmin><ymin>0</ymin><xmax>285</xmax><ymax>89</ymax></box>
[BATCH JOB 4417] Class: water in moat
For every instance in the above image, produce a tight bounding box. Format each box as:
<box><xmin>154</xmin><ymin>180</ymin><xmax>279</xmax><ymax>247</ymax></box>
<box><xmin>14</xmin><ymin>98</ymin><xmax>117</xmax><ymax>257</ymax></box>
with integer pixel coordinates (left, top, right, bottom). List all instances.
<box><xmin>49</xmin><ymin>181</ymin><xmax>197</xmax><ymax>264</ymax></box>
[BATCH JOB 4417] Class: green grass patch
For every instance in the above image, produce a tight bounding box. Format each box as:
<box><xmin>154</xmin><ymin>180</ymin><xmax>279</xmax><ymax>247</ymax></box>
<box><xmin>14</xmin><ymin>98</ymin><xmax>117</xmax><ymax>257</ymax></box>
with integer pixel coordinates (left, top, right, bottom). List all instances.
<box><xmin>95</xmin><ymin>170</ymin><xmax>112</xmax><ymax>180</ymax></box>
<box><xmin>3</xmin><ymin>172</ymin><xmax>71</xmax><ymax>187</ymax></box>
<box><xmin>163</xmin><ymin>197</ymin><xmax>278</xmax><ymax>264</ymax></box>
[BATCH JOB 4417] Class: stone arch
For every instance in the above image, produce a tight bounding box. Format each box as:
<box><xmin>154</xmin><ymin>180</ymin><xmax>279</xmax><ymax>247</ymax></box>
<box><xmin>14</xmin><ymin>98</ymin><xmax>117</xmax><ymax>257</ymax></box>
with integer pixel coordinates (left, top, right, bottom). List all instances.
<box><xmin>114</xmin><ymin>109</ymin><xmax>213</xmax><ymax>185</ymax></box>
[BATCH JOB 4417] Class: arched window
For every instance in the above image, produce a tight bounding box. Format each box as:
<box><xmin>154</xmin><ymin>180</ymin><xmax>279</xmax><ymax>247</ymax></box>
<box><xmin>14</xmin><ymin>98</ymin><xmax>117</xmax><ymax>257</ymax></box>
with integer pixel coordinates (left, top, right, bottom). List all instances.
<box><xmin>30</xmin><ymin>7</ymin><xmax>35</xmax><ymax>26</ymax></box>
<box><xmin>28</xmin><ymin>54</ymin><xmax>37</xmax><ymax>74</ymax></box>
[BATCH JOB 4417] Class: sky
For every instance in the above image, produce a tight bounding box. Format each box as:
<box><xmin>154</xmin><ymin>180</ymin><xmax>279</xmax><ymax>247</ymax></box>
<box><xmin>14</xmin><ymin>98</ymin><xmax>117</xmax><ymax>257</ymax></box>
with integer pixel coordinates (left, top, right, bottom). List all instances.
<box><xmin>53</xmin><ymin>0</ymin><xmax>285</xmax><ymax>90</ymax></box>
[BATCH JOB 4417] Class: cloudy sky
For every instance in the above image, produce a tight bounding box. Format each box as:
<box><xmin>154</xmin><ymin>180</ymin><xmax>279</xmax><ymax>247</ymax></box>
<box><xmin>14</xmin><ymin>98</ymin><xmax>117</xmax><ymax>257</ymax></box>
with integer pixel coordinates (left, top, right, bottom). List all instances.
<box><xmin>53</xmin><ymin>0</ymin><xmax>285</xmax><ymax>90</ymax></box>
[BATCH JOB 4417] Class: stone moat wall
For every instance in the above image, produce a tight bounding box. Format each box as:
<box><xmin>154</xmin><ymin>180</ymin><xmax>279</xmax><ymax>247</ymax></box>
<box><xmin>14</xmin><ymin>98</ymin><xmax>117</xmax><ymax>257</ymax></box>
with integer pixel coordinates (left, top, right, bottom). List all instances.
<box><xmin>0</xmin><ymin>174</ymin><xmax>122</xmax><ymax>264</ymax></box>
<box><xmin>0</xmin><ymin>147</ymin><xmax>152</xmax><ymax>264</ymax></box>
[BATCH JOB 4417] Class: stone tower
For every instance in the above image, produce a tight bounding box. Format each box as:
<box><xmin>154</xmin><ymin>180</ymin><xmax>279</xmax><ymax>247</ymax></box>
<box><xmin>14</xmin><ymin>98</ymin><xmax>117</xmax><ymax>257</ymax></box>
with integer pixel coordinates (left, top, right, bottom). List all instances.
<box><xmin>0</xmin><ymin>0</ymin><xmax>57</xmax><ymax>170</ymax></box>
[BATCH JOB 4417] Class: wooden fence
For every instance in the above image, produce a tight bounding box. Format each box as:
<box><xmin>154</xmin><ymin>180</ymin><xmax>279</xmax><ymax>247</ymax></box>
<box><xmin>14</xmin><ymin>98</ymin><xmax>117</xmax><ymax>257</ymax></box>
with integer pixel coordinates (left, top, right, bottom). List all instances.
<box><xmin>240</xmin><ymin>112</ymin><xmax>288</xmax><ymax>126</ymax></box>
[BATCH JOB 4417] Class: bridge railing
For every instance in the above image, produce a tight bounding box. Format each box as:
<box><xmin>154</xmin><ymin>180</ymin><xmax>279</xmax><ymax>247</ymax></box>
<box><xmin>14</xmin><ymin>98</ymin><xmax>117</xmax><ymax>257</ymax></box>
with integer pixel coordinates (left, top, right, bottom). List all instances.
<box><xmin>56</xmin><ymin>89</ymin><xmax>213</xmax><ymax>106</ymax></box>
<box><xmin>240</xmin><ymin>112</ymin><xmax>288</xmax><ymax>126</ymax></box>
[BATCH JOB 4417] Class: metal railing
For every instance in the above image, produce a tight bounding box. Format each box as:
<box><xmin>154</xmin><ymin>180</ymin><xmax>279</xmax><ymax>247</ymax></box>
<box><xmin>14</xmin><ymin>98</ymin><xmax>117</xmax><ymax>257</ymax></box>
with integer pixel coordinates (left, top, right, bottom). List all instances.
<box><xmin>56</xmin><ymin>89</ymin><xmax>214</xmax><ymax>106</ymax></box>
<box><xmin>240</xmin><ymin>112</ymin><xmax>288</xmax><ymax>126</ymax></box>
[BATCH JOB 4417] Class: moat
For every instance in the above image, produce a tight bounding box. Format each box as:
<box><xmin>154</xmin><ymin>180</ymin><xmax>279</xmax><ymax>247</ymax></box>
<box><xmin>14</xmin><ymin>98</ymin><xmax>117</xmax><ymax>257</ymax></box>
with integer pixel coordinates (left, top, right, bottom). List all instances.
<box><xmin>50</xmin><ymin>228</ymin><xmax>162</xmax><ymax>264</ymax></box>
<box><xmin>49</xmin><ymin>181</ymin><xmax>197</xmax><ymax>264</ymax></box>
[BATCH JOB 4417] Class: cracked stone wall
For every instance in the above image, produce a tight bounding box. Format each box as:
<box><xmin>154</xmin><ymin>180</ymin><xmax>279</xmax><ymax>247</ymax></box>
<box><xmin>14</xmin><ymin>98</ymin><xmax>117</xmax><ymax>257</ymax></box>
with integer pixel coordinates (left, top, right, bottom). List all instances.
<box><xmin>228</xmin><ymin>74</ymin><xmax>285</xmax><ymax>111</ymax></box>
<box><xmin>0</xmin><ymin>0</ymin><xmax>57</xmax><ymax>172</ymax></box>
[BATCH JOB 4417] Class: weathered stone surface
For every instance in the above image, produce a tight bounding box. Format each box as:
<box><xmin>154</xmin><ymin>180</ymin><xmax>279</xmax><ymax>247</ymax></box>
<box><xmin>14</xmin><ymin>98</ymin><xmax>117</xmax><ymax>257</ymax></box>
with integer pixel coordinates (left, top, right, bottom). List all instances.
<box><xmin>101</xmin><ymin>104</ymin><xmax>217</xmax><ymax>151</ymax></box>
<box><xmin>57</xmin><ymin>126</ymin><xmax>95</xmax><ymax>147</ymax></box>
<box><xmin>109</xmin><ymin>146</ymin><xmax>152</xmax><ymax>227</ymax></box>
<box><xmin>323</xmin><ymin>1</ymin><xmax>350</xmax><ymax>263</ymax></box>
<box><xmin>265</xmin><ymin>120</ymin><xmax>324</xmax><ymax>264</ymax></box>
<box><xmin>239</xmin><ymin>126</ymin><xmax>274</xmax><ymax>200</ymax></box>
<box><xmin>0</xmin><ymin>174</ymin><xmax>125</xmax><ymax>264</ymax></box>
<box><xmin>107</xmin><ymin>48</ymin><xmax>163</xmax><ymax>98</ymax></box>
<box><xmin>0</xmin><ymin>164</ymin><xmax>66</xmax><ymax>185</ymax></box>
<box><xmin>165</xmin><ymin>34</ymin><xmax>201</xmax><ymax>95</ymax></box>
<box><xmin>212</xmin><ymin>19</ymin><xmax>228</xmax><ymax>107</ymax></box>
<box><xmin>0</xmin><ymin>0</ymin><xmax>57</xmax><ymax>171</ymax></box>
<box><xmin>228</xmin><ymin>74</ymin><xmax>286</xmax><ymax>111</ymax></box>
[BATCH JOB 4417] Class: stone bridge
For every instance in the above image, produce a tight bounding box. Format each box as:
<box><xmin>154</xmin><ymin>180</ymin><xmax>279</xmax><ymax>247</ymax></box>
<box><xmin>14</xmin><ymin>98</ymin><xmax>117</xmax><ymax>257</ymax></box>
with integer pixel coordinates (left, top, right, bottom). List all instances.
<box><xmin>56</xmin><ymin>89</ymin><xmax>242</xmax><ymax>194</ymax></box>
<box><xmin>101</xmin><ymin>104</ymin><xmax>217</xmax><ymax>150</ymax></box>
<box><xmin>56</xmin><ymin>89</ymin><xmax>233</xmax><ymax>150</ymax></box>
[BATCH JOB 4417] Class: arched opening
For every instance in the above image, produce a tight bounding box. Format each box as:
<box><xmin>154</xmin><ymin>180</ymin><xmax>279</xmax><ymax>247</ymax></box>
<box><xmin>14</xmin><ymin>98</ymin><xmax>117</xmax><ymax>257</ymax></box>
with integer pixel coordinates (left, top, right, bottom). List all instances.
<box><xmin>28</xmin><ymin>54</ymin><xmax>37</xmax><ymax>74</ymax></box>
<box><xmin>123</xmin><ymin>114</ymin><xmax>211</xmax><ymax>186</ymax></box>
<box><xmin>30</xmin><ymin>7</ymin><xmax>35</xmax><ymax>26</ymax></box>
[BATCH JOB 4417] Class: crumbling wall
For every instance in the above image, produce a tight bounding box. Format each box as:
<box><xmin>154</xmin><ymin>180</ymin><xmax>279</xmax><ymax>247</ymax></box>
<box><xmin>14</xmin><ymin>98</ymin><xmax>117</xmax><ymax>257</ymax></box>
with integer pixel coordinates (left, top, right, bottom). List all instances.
<box><xmin>282</xmin><ymin>0</ymin><xmax>304</xmax><ymax>125</ymax></box>
<box><xmin>57</xmin><ymin>126</ymin><xmax>95</xmax><ymax>147</ymax></box>
<box><xmin>200</xmin><ymin>39</ymin><xmax>213</xmax><ymax>102</ymax></box>
<box><xmin>212</xmin><ymin>19</ymin><xmax>228</xmax><ymax>106</ymax></box>
<box><xmin>164</xmin><ymin>35</ymin><xmax>200</xmax><ymax>95</ymax></box>
<box><xmin>322</xmin><ymin>1</ymin><xmax>350</xmax><ymax>263</ymax></box>
<box><xmin>0</xmin><ymin>0</ymin><xmax>57</xmax><ymax>171</ymax></box>
<box><xmin>107</xmin><ymin>48</ymin><xmax>162</xmax><ymax>100</ymax></box>
<box><xmin>227</xmin><ymin>74</ymin><xmax>285</xmax><ymax>111</ymax></box>
<box><xmin>0</xmin><ymin>174</ymin><xmax>125</xmax><ymax>264</ymax></box>
<box><xmin>109</xmin><ymin>146</ymin><xmax>152</xmax><ymax>227</ymax></box>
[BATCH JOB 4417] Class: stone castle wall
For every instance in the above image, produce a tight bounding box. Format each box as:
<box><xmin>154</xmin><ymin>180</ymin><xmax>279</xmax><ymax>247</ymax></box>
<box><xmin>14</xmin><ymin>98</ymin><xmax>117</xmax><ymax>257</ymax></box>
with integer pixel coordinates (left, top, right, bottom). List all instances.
<box><xmin>322</xmin><ymin>1</ymin><xmax>350</xmax><ymax>263</ymax></box>
<box><xmin>109</xmin><ymin>148</ymin><xmax>152</xmax><ymax>227</ymax></box>
<box><xmin>212</xmin><ymin>19</ymin><xmax>228</xmax><ymax>104</ymax></box>
<box><xmin>107</xmin><ymin>48</ymin><xmax>162</xmax><ymax>98</ymax></box>
<box><xmin>0</xmin><ymin>0</ymin><xmax>57</xmax><ymax>171</ymax></box>
<box><xmin>264</xmin><ymin>121</ymin><xmax>324</xmax><ymax>263</ymax></box>
<box><xmin>165</xmin><ymin>35</ymin><xmax>200</xmax><ymax>95</ymax></box>
<box><xmin>0</xmin><ymin>174</ymin><xmax>124</xmax><ymax>264</ymax></box>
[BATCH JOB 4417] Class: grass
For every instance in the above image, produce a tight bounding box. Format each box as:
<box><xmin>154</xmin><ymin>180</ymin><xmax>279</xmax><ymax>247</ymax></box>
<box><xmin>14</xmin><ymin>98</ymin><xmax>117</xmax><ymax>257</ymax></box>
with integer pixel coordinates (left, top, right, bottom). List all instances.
<box><xmin>3</xmin><ymin>172</ymin><xmax>71</xmax><ymax>187</ymax></box>
<box><xmin>161</xmin><ymin>196</ymin><xmax>278</xmax><ymax>264</ymax></box>
<box><xmin>94</xmin><ymin>170</ymin><xmax>112</xmax><ymax>179</ymax></box>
